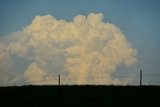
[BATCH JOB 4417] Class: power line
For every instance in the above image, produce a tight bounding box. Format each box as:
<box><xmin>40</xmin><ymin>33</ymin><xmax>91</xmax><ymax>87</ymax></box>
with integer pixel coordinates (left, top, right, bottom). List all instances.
<box><xmin>1</xmin><ymin>72</ymin><xmax>160</xmax><ymax>86</ymax></box>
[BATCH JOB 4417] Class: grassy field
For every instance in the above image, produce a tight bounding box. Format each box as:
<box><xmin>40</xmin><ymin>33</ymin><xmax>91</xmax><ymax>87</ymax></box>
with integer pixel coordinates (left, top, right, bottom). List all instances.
<box><xmin>0</xmin><ymin>85</ymin><xmax>160</xmax><ymax>107</ymax></box>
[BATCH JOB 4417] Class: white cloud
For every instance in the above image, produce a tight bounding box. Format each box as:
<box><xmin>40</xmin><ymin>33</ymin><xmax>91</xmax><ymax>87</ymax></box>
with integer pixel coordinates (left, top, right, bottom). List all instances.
<box><xmin>0</xmin><ymin>13</ymin><xmax>137</xmax><ymax>85</ymax></box>
<box><xmin>24</xmin><ymin>62</ymin><xmax>57</xmax><ymax>85</ymax></box>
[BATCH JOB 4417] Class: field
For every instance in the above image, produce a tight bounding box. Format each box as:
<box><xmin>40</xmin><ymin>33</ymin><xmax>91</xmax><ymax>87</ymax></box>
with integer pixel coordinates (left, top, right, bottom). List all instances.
<box><xmin>0</xmin><ymin>85</ymin><xmax>160</xmax><ymax>107</ymax></box>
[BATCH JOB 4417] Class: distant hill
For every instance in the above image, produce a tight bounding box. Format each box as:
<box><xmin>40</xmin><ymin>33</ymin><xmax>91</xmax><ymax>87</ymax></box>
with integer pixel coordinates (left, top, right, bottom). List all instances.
<box><xmin>0</xmin><ymin>85</ymin><xmax>160</xmax><ymax>107</ymax></box>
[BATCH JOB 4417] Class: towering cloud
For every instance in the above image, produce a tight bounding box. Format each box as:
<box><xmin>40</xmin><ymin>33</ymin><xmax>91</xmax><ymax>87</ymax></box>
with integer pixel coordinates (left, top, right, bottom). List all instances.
<box><xmin>0</xmin><ymin>13</ymin><xmax>137</xmax><ymax>85</ymax></box>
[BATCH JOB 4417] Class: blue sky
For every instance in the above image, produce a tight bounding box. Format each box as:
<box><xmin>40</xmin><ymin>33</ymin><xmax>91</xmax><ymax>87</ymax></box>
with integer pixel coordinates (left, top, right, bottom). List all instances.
<box><xmin>0</xmin><ymin>0</ymin><xmax>160</xmax><ymax>85</ymax></box>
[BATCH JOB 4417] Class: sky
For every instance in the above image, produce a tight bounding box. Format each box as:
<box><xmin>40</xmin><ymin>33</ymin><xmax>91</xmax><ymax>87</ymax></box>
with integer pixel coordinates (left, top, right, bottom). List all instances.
<box><xmin>0</xmin><ymin>0</ymin><xmax>160</xmax><ymax>85</ymax></box>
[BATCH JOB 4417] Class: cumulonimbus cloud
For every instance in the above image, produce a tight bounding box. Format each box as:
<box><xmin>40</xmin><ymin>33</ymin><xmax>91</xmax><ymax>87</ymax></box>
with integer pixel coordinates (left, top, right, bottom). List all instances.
<box><xmin>0</xmin><ymin>13</ymin><xmax>137</xmax><ymax>85</ymax></box>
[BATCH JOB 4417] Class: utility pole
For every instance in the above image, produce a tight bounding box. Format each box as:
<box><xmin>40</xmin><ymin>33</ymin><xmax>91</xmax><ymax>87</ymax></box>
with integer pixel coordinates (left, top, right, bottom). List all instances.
<box><xmin>58</xmin><ymin>75</ymin><xmax>61</xmax><ymax>86</ymax></box>
<box><xmin>140</xmin><ymin>70</ymin><xmax>142</xmax><ymax>86</ymax></box>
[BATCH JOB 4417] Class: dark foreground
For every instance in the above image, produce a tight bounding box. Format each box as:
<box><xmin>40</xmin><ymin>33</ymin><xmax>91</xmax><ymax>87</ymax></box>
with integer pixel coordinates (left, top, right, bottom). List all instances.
<box><xmin>0</xmin><ymin>85</ymin><xmax>160</xmax><ymax>107</ymax></box>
